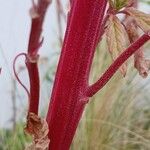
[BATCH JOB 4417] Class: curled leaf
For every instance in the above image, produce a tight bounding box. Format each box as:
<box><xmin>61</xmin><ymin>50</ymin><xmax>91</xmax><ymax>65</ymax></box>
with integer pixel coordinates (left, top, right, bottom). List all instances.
<box><xmin>106</xmin><ymin>15</ymin><xmax>129</xmax><ymax>76</ymax></box>
<box><xmin>24</xmin><ymin>113</ymin><xmax>50</xmax><ymax>150</ymax></box>
<box><xmin>124</xmin><ymin>17</ymin><xmax>150</xmax><ymax>78</ymax></box>
<box><xmin>125</xmin><ymin>20</ymin><xmax>138</xmax><ymax>42</ymax></box>
<box><xmin>125</xmin><ymin>7</ymin><xmax>150</xmax><ymax>33</ymax></box>
<box><xmin>134</xmin><ymin>50</ymin><xmax>150</xmax><ymax>78</ymax></box>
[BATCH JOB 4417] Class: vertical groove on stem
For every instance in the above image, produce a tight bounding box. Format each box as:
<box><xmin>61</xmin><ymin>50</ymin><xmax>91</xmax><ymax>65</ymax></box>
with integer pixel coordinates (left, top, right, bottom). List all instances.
<box><xmin>46</xmin><ymin>0</ymin><xmax>107</xmax><ymax>149</ymax></box>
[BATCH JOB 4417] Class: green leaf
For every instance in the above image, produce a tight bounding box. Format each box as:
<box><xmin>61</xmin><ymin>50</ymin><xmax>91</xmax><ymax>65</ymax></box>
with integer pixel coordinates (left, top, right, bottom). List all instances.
<box><xmin>109</xmin><ymin>0</ymin><xmax>130</xmax><ymax>10</ymax></box>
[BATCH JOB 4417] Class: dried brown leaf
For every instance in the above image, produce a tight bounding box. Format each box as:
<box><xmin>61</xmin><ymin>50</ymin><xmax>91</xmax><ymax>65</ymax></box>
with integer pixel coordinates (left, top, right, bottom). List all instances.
<box><xmin>24</xmin><ymin>113</ymin><xmax>50</xmax><ymax>150</ymax></box>
<box><xmin>124</xmin><ymin>18</ymin><xmax>138</xmax><ymax>42</ymax></box>
<box><xmin>125</xmin><ymin>7</ymin><xmax>150</xmax><ymax>33</ymax></box>
<box><xmin>124</xmin><ymin>17</ymin><xmax>150</xmax><ymax>78</ymax></box>
<box><xmin>106</xmin><ymin>15</ymin><xmax>129</xmax><ymax>76</ymax></box>
<box><xmin>134</xmin><ymin>52</ymin><xmax>150</xmax><ymax>78</ymax></box>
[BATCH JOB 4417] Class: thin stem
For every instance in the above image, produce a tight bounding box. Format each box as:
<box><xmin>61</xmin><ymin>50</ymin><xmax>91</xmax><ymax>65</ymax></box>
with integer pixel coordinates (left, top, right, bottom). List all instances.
<box><xmin>13</xmin><ymin>53</ymin><xmax>30</xmax><ymax>98</ymax></box>
<box><xmin>86</xmin><ymin>33</ymin><xmax>150</xmax><ymax>97</ymax></box>
<box><xmin>28</xmin><ymin>0</ymin><xmax>51</xmax><ymax>56</ymax></box>
<box><xmin>26</xmin><ymin>0</ymin><xmax>51</xmax><ymax>114</ymax></box>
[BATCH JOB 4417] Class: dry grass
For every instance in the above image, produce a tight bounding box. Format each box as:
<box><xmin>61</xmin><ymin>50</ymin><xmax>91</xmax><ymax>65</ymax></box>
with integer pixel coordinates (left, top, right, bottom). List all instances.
<box><xmin>71</xmin><ymin>38</ymin><xmax>150</xmax><ymax>150</ymax></box>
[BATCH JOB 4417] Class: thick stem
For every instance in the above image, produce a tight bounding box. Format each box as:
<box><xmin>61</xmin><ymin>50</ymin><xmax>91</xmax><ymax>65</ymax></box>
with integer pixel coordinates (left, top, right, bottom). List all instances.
<box><xmin>46</xmin><ymin>0</ymin><xmax>107</xmax><ymax>149</ymax></box>
<box><xmin>86</xmin><ymin>33</ymin><xmax>150</xmax><ymax>97</ymax></box>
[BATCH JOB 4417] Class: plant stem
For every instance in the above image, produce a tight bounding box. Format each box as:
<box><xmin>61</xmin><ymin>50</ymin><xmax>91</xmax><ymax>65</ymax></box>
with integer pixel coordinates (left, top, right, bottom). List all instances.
<box><xmin>46</xmin><ymin>0</ymin><xmax>107</xmax><ymax>149</ymax></box>
<box><xmin>26</xmin><ymin>0</ymin><xmax>51</xmax><ymax>114</ymax></box>
<box><xmin>86</xmin><ymin>33</ymin><xmax>150</xmax><ymax>97</ymax></box>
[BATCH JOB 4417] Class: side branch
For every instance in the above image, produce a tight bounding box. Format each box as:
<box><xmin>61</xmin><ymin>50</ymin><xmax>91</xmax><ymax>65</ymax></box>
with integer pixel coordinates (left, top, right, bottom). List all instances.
<box><xmin>86</xmin><ymin>33</ymin><xmax>150</xmax><ymax>97</ymax></box>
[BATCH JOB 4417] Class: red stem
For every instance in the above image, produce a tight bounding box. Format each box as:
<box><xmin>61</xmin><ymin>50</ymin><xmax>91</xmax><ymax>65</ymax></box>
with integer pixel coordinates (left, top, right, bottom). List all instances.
<box><xmin>86</xmin><ymin>33</ymin><xmax>150</xmax><ymax>97</ymax></box>
<box><xmin>46</xmin><ymin>0</ymin><xmax>107</xmax><ymax>149</ymax></box>
<box><xmin>26</xmin><ymin>61</ymin><xmax>40</xmax><ymax>114</ymax></box>
<box><xmin>26</xmin><ymin>0</ymin><xmax>50</xmax><ymax>114</ymax></box>
<box><xmin>28</xmin><ymin>0</ymin><xmax>50</xmax><ymax>56</ymax></box>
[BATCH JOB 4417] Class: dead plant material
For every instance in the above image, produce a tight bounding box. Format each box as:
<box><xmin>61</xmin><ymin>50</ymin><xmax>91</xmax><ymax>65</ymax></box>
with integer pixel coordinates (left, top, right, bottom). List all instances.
<box><xmin>24</xmin><ymin>113</ymin><xmax>50</xmax><ymax>150</ymax></box>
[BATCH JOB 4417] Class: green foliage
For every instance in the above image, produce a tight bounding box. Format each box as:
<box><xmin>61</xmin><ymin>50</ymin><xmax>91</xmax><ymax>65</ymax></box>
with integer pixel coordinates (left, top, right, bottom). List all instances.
<box><xmin>109</xmin><ymin>0</ymin><xmax>129</xmax><ymax>10</ymax></box>
<box><xmin>0</xmin><ymin>124</ymin><xmax>31</xmax><ymax>150</ymax></box>
<box><xmin>140</xmin><ymin>0</ymin><xmax>150</xmax><ymax>5</ymax></box>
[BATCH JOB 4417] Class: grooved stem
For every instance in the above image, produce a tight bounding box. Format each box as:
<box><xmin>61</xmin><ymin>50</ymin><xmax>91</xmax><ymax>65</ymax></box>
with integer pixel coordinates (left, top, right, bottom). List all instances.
<box><xmin>46</xmin><ymin>0</ymin><xmax>107</xmax><ymax>149</ymax></box>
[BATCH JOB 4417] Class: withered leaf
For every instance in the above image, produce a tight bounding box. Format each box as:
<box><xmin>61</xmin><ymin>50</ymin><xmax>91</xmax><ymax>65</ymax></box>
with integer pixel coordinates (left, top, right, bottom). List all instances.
<box><xmin>134</xmin><ymin>51</ymin><xmax>150</xmax><ymax>78</ymax></box>
<box><xmin>106</xmin><ymin>15</ymin><xmax>129</xmax><ymax>76</ymax></box>
<box><xmin>125</xmin><ymin>20</ymin><xmax>150</xmax><ymax>78</ymax></box>
<box><xmin>125</xmin><ymin>7</ymin><xmax>150</xmax><ymax>33</ymax></box>
<box><xmin>24</xmin><ymin>113</ymin><xmax>50</xmax><ymax>150</ymax></box>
